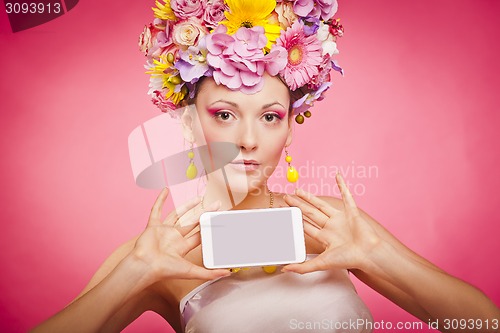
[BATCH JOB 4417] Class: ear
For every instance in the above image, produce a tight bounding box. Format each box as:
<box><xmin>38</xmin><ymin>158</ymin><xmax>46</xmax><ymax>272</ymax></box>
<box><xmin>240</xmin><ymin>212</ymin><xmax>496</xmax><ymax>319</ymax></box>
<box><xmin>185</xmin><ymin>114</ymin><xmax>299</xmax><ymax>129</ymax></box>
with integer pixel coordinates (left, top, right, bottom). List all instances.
<box><xmin>181</xmin><ymin>107</ymin><xmax>195</xmax><ymax>143</ymax></box>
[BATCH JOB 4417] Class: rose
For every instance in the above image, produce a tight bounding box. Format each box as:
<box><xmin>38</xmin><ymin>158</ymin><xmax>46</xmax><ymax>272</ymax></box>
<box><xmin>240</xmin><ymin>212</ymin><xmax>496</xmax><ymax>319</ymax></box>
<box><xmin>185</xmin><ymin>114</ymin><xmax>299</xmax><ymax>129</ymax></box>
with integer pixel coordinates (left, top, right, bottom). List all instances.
<box><xmin>203</xmin><ymin>0</ymin><xmax>228</xmax><ymax>29</ymax></box>
<box><xmin>170</xmin><ymin>0</ymin><xmax>204</xmax><ymax>20</ymax></box>
<box><xmin>275</xmin><ymin>2</ymin><xmax>297</xmax><ymax>29</ymax></box>
<box><xmin>172</xmin><ymin>18</ymin><xmax>208</xmax><ymax>48</ymax></box>
<box><xmin>139</xmin><ymin>25</ymin><xmax>154</xmax><ymax>54</ymax></box>
<box><xmin>151</xmin><ymin>90</ymin><xmax>176</xmax><ymax>117</ymax></box>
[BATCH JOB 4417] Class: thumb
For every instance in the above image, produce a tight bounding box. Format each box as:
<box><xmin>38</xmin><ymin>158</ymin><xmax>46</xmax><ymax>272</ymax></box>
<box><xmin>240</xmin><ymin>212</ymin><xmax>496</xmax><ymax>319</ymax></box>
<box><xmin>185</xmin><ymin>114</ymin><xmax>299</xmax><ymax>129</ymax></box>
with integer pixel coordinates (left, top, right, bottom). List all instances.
<box><xmin>186</xmin><ymin>264</ymin><xmax>231</xmax><ymax>280</ymax></box>
<box><xmin>281</xmin><ymin>254</ymin><xmax>330</xmax><ymax>274</ymax></box>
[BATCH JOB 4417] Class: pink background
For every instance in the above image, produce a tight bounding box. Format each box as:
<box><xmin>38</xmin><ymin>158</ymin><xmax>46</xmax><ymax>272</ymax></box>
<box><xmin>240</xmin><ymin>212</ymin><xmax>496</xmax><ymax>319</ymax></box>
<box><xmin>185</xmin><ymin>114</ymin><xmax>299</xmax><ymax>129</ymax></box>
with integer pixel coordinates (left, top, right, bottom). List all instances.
<box><xmin>1</xmin><ymin>0</ymin><xmax>499</xmax><ymax>332</ymax></box>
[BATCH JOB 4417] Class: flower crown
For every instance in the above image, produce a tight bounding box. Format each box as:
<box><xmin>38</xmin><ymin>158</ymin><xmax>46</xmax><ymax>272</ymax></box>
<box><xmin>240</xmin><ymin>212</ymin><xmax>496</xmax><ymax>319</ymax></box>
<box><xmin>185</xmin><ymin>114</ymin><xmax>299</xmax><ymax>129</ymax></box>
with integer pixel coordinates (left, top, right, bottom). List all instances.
<box><xmin>139</xmin><ymin>0</ymin><xmax>344</xmax><ymax>124</ymax></box>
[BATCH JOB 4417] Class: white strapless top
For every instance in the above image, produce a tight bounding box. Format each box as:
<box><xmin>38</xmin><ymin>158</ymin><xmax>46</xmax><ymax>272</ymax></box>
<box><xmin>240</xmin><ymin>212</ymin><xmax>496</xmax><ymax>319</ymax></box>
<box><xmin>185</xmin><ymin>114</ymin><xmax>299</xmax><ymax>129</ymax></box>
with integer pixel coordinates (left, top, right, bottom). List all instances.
<box><xmin>179</xmin><ymin>255</ymin><xmax>373</xmax><ymax>333</ymax></box>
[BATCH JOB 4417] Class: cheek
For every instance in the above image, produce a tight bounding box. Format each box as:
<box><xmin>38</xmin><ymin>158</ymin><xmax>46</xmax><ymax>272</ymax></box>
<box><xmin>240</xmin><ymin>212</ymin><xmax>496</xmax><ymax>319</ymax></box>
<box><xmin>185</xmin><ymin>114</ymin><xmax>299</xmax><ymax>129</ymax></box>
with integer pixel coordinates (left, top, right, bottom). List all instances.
<box><xmin>260</xmin><ymin>127</ymin><xmax>289</xmax><ymax>159</ymax></box>
<box><xmin>192</xmin><ymin>114</ymin><xmax>225</xmax><ymax>144</ymax></box>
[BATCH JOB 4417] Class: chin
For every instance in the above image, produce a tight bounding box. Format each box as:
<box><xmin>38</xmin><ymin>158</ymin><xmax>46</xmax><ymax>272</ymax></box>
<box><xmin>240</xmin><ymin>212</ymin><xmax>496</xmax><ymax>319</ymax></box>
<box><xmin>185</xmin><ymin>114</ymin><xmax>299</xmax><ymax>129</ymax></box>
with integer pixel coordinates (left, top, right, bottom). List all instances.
<box><xmin>209</xmin><ymin>168</ymin><xmax>266</xmax><ymax>194</ymax></box>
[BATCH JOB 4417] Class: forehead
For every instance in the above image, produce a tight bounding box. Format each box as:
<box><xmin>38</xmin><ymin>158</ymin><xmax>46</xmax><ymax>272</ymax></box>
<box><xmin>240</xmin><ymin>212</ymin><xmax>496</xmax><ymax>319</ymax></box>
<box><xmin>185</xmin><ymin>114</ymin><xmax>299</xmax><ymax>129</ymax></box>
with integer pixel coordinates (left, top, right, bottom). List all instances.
<box><xmin>195</xmin><ymin>74</ymin><xmax>290</xmax><ymax>109</ymax></box>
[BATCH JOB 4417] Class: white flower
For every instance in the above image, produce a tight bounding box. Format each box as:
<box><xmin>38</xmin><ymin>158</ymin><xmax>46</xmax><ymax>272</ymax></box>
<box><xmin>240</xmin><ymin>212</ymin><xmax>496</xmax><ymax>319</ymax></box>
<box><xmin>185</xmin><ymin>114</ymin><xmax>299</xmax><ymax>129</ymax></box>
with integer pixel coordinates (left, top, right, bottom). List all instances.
<box><xmin>322</xmin><ymin>40</ymin><xmax>338</xmax><ymax>56</ymax></box>
<box><xmin>317</xmin><ymin>22</ymin><xmax>338</xmax><ymax>56</ymax></box>
<box><xmin>317</xmin><ymin>22</ymin><xmax>330</xmax><ymax>42</ymax></box>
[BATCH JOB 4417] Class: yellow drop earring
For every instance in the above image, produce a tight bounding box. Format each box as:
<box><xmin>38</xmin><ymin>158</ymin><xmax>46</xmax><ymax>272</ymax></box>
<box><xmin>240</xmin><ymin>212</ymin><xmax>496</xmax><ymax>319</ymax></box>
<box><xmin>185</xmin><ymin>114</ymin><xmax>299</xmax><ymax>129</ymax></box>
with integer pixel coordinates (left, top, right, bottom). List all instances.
<box><xmin>285</xmin><ymin>148</ymin><xmax>299</xmax><ymax>183</ymax></box>
<box><xmin>186</xmin><ymin>143</ymin><xmax>198</xmax><ymax>180</ymax></box>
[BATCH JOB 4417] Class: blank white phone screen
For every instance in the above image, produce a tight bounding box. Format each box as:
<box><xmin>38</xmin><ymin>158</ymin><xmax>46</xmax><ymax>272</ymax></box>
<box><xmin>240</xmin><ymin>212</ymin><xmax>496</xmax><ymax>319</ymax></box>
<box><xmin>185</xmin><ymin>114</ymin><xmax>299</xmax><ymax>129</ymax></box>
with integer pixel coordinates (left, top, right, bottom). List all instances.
<box><xmin>210</xmin><ymin>210</ymin><xmax>296</xmax><ymax>266</ymax></box>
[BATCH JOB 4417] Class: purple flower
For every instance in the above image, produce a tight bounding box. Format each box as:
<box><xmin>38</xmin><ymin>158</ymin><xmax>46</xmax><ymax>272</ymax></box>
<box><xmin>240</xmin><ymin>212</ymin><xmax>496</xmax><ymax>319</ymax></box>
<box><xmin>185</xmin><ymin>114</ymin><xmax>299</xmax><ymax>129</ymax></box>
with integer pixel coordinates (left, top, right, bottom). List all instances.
<box><xmin>175</xmin><ymin>38</ymin><xmax>210</xmax><ymax>83</ymax></box>
<box><xmin>331</xmin><ymin>59</ymin><xmax>344</xmax><ymax>76</ymax></box>
<box><xmin>205</xmin><ymin>25</ymin><xmax>287</xmax><ymax>94</ymax></box>
<box><xmin>203</xmin><ymin>0</ymin><xmax>228</xmax><ymax>29</ymax></box>
<box><xmin>170</xmin><ymin>0</ymin><xmax>204</xmax><ymax>20</ymax></box>
<box><xmin>302</xmin><ymin>16</ymin><xmax>320</xmax><ymax>36</ymax></box>
<box><xmin>293</xmin><ymin>0</ymin><xmax>338</xmax><ymax>21</ymax></box>
<box><xmin>292</xmin><ymin>82</ymin><xmax>331</xmax><ymax>114</ymax></box>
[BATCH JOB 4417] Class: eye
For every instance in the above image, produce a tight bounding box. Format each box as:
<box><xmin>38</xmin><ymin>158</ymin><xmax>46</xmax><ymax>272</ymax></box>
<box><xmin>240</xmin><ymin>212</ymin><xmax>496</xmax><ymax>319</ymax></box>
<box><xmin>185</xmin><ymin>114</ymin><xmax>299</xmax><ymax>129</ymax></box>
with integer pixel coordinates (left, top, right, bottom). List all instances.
<box><xmin>213</xmin><ymin>111</ymin><xmax>235</xmax><ymax>122</ymax></box>
<box><xmin>262</xmin><ymin>113</ymin><xmax>282</xmax><ymax>123</ymax></box>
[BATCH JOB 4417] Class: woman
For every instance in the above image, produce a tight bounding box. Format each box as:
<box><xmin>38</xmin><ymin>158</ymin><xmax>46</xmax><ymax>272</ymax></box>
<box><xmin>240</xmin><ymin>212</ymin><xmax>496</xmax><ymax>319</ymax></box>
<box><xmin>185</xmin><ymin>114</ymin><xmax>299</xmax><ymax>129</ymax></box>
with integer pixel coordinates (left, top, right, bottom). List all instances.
<box><xmin>32</xmin><ymin>0</ymin><xmax>500</xmax><ymax>332</ymax></box>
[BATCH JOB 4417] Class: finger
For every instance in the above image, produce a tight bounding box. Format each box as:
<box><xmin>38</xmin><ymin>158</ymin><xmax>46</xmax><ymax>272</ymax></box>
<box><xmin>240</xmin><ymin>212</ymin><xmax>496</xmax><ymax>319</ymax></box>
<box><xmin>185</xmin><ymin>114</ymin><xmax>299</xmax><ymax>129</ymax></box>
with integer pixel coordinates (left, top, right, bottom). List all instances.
<box><xmin>294</xmin><ymin>188</ymin><xmax>339</xmax><ymax>218</ymax></box>
<box><xmin>186</xmin><ymin>263</ymin><xmax>231</xmax><ymax>280</ymax></box>
<box><xmin>176</xmin><ymin>200</ymin><xmax>221</xmax><ymax>227</ymax></box>
<box><xmin>163</xmin><ymin>196</ymin><xmax>202</xmax><ymax>226</ymax></box>
<box><xmin>175</xmin><ymin>222</ymin><xmax>200</xmax><ymax>238</ymax></box>
<box><xmin>336</xmin><ymin>173</ymin><xmax>360</xmax><ymax>217</ymax></box>
<box><xmin>284</xmin><ymin>194</ymin><xmax>329</xmax><ymax>228</ymax></box>
<box><xmin>302</xmin><ymin>221</ymin><xmax>328</xmax><ymax>244</ymax></box>
<box><xmin>183</xmin><ymin>231</ymin><xmax>202</xmax><ymax>253</ymax></box>
<box><xmin>149</xmin><ymin>188</ymin><xmax>170</xmax><ymax>226</ymax></box>
<box><xmin>281</xmin><ymin>253</ymin><xmax>330</xmax><ymax>274</ymax></box>
<box><xmin>303</xmin><ymin>215</ymin><xmax>321</xmax><ymax>229</ymax></box>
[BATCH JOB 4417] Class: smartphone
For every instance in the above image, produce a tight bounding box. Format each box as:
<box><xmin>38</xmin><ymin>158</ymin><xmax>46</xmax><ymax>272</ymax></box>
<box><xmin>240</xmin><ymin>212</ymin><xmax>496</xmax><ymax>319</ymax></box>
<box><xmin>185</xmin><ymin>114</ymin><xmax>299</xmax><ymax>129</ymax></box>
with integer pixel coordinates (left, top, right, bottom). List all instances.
<box><xmin>199</xmin><ymin>207</ymin><xmax>306</xmax><ymax>269</ymax></box>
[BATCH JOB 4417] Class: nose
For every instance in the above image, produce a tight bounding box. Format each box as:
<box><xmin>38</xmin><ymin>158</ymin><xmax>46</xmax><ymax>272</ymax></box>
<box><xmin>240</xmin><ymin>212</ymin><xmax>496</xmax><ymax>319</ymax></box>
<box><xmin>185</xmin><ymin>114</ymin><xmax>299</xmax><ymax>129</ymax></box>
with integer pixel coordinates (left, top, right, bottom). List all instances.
<box><xmin>237</xmin><ymin>120</ymin><xmax>258</xmax><ymax>152</ymax></box>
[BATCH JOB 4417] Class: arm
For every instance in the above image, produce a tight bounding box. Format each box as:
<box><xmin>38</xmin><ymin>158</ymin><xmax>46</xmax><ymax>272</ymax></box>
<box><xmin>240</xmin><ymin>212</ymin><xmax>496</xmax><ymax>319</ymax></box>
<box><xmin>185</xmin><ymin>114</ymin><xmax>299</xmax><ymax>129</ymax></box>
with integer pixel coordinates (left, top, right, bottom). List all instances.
<box><xmin>362</xmin><ymin>240</ymin><xmax>499</xmax><ymax>332</ymax></box>
<box><xmin>283</xmin><ymin>174</ymin><xmax>500</xmax><ymax>333</ymax></box>
<box><xmin>31</xmin><ymin>188</ymin><xmax>230</xmax><ymax>333</ymax></box>
<box><xmin>31</xmin><ymin>255</ymin><xmax>156</xmax><ymax>333</ymax></box>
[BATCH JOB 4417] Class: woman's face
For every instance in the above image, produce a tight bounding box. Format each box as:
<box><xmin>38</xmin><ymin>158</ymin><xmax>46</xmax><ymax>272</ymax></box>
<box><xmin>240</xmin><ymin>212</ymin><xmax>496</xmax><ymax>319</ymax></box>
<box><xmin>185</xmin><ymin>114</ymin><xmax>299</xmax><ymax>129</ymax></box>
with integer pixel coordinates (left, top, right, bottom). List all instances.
<box><xmin>185</xmin><ymin>73</ymin><xmax>292</xmax><ymax>195</ymax></box>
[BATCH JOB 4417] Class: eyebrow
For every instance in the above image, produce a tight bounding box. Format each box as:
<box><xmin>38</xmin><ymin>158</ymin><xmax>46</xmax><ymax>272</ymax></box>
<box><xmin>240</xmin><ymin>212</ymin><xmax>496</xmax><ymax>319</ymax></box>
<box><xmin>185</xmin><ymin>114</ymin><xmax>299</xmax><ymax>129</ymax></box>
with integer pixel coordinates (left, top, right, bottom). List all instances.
<box><xmin>209</xmin><ymin>100</ymin><xmax>286</xmax><ymax>110</ymax></box>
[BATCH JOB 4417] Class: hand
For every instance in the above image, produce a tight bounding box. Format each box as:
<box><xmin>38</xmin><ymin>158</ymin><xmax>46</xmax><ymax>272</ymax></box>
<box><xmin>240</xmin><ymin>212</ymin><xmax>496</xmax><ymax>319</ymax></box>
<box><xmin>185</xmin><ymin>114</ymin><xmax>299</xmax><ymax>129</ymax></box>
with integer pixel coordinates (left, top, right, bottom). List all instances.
<box><xmin>130</xmin><ymin>188</ymin><xmax>230</xmax><ymax>283</ymax></box>
<box><xmin>282</xmin><ymin>173</ymin><xmax>381</xmax><ymax>274</ymax></box>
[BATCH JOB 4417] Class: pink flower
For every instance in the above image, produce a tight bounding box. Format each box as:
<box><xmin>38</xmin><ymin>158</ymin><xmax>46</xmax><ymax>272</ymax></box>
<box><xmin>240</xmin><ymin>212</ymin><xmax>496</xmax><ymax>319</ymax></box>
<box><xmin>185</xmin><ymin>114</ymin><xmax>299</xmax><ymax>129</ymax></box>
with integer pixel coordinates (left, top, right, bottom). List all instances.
<box><xmin>139</xmin><ymin>24</ymin><xmax>154</xmax><ymax>54</ymax></box>
<box><xmin>170</xmin><ymin>0</ymin><xmax>204</xmax><ymax>20</ymax></box>
<box><xmin>276</xmin><ymin>20</ymin><xmax>323</xmax><ymax>91</ymax></box>
<box><xmin>274</xmin><ymin>2</ymin><xmax>297</xmax><ymax>29</ymax></box>
<box><xmin>293</xmin><ymin>0</ymin><xmax>338</xmax><ymax>21</ymax></box>
<box><xmin>172</xmin><ymin>18</ymin><xmax>208</xmax><ymax>48</ymax></box>
<box><xmin>308</xmin><ymin>55</ymin><xmax>332</xmax><ymax>89</ymax></box>
<box><xmin>203</xmin><ymin>0</ymin><xmax>228</xmax><ymax>29</ymax></box>
<box><xmin>151</xmin><ymin>90</ymin><xmax>177</xmax><ymax>115</ymax></box>
<box><xmin>205</xmin><ymin>25</ymin><xmax>287</xmax><ymax>94</ymax></box>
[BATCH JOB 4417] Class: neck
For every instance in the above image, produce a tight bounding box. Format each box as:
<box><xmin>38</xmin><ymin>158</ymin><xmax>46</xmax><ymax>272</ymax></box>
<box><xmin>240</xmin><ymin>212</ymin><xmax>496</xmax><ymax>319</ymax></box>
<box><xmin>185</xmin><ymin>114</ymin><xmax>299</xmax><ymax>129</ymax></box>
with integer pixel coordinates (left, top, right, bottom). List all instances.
<box><xmin>202</xmin><ymin>179</ymin><xmax>272</xmax><ymax>211</ymax></box>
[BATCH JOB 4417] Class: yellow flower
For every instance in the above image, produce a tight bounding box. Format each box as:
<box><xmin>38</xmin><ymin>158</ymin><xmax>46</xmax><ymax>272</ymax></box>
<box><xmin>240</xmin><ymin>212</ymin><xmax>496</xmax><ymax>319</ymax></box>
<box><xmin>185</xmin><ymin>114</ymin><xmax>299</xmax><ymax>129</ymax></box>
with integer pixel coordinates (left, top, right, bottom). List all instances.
<box><xmin>147</xmin><ymin>55</ymin><xmax>186</xmax><ymax>105</ymax></box>
<box><xmin>163</xmin><ymin>79</ymin><xmax>187</xmax><ymax>105</ymax></box>
<box><xmin>146</xmin><ymin>55</ymin><xmax>172</xmax><ymax>76</ymax></box>
<box><xmin>221</xmin><ymin>0</ymin><xmax>282</xmax><ymax>51</ymax></box>
<box><xmin>152</xmin><ymin>0</ymin><xmax>176</xmax><ymax>21</ymax></box>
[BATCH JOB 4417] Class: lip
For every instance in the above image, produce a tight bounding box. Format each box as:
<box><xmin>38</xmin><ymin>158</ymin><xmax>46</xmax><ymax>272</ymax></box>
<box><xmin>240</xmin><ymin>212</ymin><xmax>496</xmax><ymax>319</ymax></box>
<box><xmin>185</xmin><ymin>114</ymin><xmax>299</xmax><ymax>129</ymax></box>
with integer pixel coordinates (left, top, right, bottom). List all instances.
<box><xmin>229</xmin><ymin>159</ymin><xmax>260</xmax><ymax>172</ymax></box>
